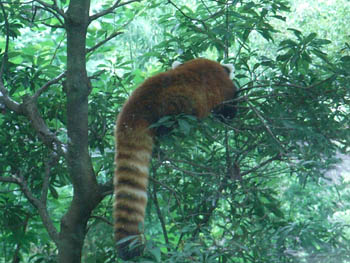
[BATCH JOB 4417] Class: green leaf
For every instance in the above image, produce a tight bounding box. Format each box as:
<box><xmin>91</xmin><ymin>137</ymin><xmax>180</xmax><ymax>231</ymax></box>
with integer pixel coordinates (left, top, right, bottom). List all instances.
<box><xmin>8</xmin><ymin>55</ymin><xmax>23</xmax><ymax>64</ymax></box>
<box><xmin>340</xmin><ymin>55</ymin><xmax>350</xmax><ymax>62</ymax></box>
<box><xmin>234</xmin><ymin>74</ymin><xmax>248</xmax><ymax>79</ymax></box>
<box><xmin>259</xmin><ymin>30</ymin><xmax>273</xmax><ymax>42</ymax></box>
<box><xmin>272</xmin><ymin>15</ymin><xmax>286</xmax><ymax>21</ymax></box>
<box><xmin>287</xmin><ymin>28</ymin><xmax>302</xmax><ymax>39</ymax></box>
<box><xmin>178</xmin><ymin>119</ymin><xmax>190</xmax><ymax>135</ymax></box>
<box><xmin>279</xmin><ymin>39</ymin><xmax>298</xmax><ymax>47</ymax></box>
<box><xmin>49</xmin><ymin>186</ymin><xmax>59</xmax><ymax>199</ymax></box>
<box><xmin>303</xmin><ymin>32</ymin><xmax>317</xmax><ymax>44</ymax></box>
<box><xmin>313</xmin><ymin>39</ymin><xmax>332</xmax><ymax>46</ymax></box>
<box><xmin>277</xmin><ymin>53</ymin><xmax>292</xmax><ymax>62</ymax></box>
<box><xmin>149</xmin><ymin>247</ymin><xmax>161</xmax><ymax>262</ymax></box>
<box><xmin>311</xmin><ymin>49</ymin><xmax>329</xmax><ymax>62</ymax></box>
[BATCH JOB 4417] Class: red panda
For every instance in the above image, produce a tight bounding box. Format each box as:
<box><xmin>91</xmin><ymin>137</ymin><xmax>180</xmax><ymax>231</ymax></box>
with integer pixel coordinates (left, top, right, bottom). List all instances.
<box><xmin>114</xmin><ymin>58</ymin><xmax>236</xmax><ymax>260</ymax></box>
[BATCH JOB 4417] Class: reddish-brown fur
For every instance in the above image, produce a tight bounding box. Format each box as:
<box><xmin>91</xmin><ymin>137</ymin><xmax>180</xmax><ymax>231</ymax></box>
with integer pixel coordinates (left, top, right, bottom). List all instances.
<box><xmin>114</xmin><ymin>58</ymin><xmax>236</xmax><ymax>260</ymax></box>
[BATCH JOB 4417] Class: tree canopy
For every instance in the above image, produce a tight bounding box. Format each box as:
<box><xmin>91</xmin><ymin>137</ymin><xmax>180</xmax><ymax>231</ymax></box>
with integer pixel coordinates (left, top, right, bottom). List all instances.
<box><xmin>0</xmin><ymin>0</ymin><xmax>349</xmax><ymax>262</ymax></box>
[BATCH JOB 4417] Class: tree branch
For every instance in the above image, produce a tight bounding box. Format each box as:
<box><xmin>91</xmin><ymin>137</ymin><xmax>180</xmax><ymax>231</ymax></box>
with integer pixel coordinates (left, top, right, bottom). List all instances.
<box><xmin>149</xmin><ymin>176</ymin><xmax>181</xmax><ymax>207</ymax></box>
<box><xmin>90</xmin><ymin>215</ymin><xmax>113</xmax><ymax>226</ymax></box>
<box><xmin>238</xmin><ymin>74</ymin><xmax>337</xmax><ymax>95</ymax></box>
<box><xmin>191</xmin><ymin>173</ymin><xmax>226</xmax><ymax>239</ymax></box>
<box><xmin>0</xmin><ymin>87</ymin><xmax>67</xmax><ymax>157</ymax></box>
<box><xmin>18</xmin><ymin>173</ymin><xmax>59</xmax><ymax>245</ymax></box>
<box><xmin>0</xmin><ymin>172</ymin><xmax>59</xmax><ymax>245</ymax></box>
<box><xmin>151</xmin><ymin>165</ymin><xmax>170</xmax><ymax>251</ymax></box>
<box><xmin>86</xmin><ymin>31</ymin><xmax>123</xmax><ymax>54</ymax></box>
<box><xmin>34</xmin><ymin>4</ymin><xmax>65</xmax><ymax>27</ymax></box>
<box><xmin>241</xmin><ymin>154</ymin><xmax>282</xmax><ymax>177</ymax></box>
<box><xmin>0</xmin><ymin>86</ymin><xmax>21</xmax><ymax>112</ymax></box>
<box><xmin>89</xmin><ymin>0</ymin><xmax>122</xmax><ymax>21</ymax></box>
<box><xmin>89</xmin><ymin>0</ymin><xmax>142</xmax><ymax>22</ymax></box>
<box><xmin>167</xmin><ymin>0</ymin><xmax>203</xmax><ymax>24</ymax></box>
<box><xmin>12</xmin><ymin>214</ymin><xmax>30</xmax><ymax>263</ymax></box>
<box><xmin>247</xmin><ymin>100</ymin><xmax>287</xmax><ymax>153</ymax></box>
<box><xmin>21</xmin><ymin>95</ymin><xmax>67</xmax><ymax>157</ymax></box>
<box><xmin>0</xmin><ymin>3</ymin><xmax>66</xmax><ymax>158</ymax></box>
<box><xmin>0</xmin><ymin>1</ymin><xmax>9</xmax><ymax>80</ymax></box>
<box><xmin>0</xmin><ymin>176</ymin><xmax>18</xmax><ymax>184</ymax></box>
<box><xmin>32</xmin><ymin>72</ymin><xmax>66</xmax><ymax>100</ymax></box>
<box><xmin>0</xmin><ymin>3</ymin><xmax>20</xmax><ymax>111</ymax></box>
<box><xmin>99</xmin><ymin>180</ymin><xmax>114</xmax><ymax>198</ymax></box>
<box><xmin>33</xmin><ymin>0</ymin><xmax>66</xmax><ymax>18</ymax></box>
<box><xmin>41</xmin><ymin>153</ymin><xmax>60</xmax><ymax>204</ymax></box>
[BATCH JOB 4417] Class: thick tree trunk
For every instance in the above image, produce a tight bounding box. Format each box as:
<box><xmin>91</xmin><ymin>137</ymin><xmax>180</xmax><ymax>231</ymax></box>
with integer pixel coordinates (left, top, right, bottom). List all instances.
<box><xmin>58</xmin><ymin>1</ymin><xmax>102</xmax><ymax>262</ymax></box>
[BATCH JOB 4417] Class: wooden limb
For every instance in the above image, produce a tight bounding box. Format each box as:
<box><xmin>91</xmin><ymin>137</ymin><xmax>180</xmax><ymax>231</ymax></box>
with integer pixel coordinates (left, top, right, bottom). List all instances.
<box><xmin>86</xmin><ymin>31</ymin><xmax>123</xmax><ymax>54</ymax></box>
<box><xmin>33</xmin><ymin>72</ymin><xmax>66</xmax><ymax>100</ymax></box>
<box><xmin>0</xmin><ymin>172</ymin><xmax>59</xmax><ymax>245</ymax></box>
<box><xmin>0</xmin><ymin>4</ymin><xmax>66</xmax><ymax>157</ymax></box>
<box><xmin>33</xmin><ymin>0</ymin><xmax>66</xmax><ymax>18</ymax></box>
<box><xmin>151</xmin><ymin>166</ymin><xmax>170</xmax><ymax>252</ymax></box>
<box><xmin>89</xmin><ymin>0</ymin><xmax>142</xmax><ymax>22</ymax></box>
<box><xmin>241</xmin><ymin>154</ymin><xmax>282</xmax><ymax>177</ymax></box>
<box><xmin>247</xmin><ymin>100</ymin><xmax>287</xmax><ymax>153</ymax></box>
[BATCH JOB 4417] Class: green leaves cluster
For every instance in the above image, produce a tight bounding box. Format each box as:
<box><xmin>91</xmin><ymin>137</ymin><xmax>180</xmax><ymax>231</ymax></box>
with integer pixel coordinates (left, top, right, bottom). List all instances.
<box><xmin>277</xmin><ymin>29</ymin><xmax>331</xmax><ymax>74</ymax></box>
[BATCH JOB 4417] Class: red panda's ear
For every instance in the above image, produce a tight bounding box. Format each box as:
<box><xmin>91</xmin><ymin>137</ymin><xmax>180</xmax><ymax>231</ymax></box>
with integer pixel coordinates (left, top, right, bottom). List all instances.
<box><xmin>172</xmin><ymin>61</ymin><xmax>182</xmax><ymax>69</ymax></box>
<box><xmin>222</xmin><ymin>63</ymin><xmax>234</xmax><ymax>79</ymax></box>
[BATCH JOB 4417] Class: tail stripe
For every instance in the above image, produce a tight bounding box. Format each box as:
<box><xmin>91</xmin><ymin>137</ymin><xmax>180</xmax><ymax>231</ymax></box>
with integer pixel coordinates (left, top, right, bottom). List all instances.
<box><xmin>115</xmin><ymin>191</ymin><xmax>147</xmax><ymax>202</ymax></box>
<box><xmin>114</xmin><ymin>227</ymin><xmax>139</xmax><ymax>237</ymax></box>
<box><xmin>114</xmin><ymin>204</ymin><xmax>145</xmax><ymax>219</ymax></box>
<box><xmin>116</xmin><ymin>165</ymin><xmax>148</xmax><ymax>179</ymax></box>
<box><xmin>117</xmin><ymin>159</ymin><xmax>149</xmax><ymax>174</ymax></box>
<box><xmin>115</xmin><ymin>186</ymin><xmax>147</xmax><ymax>201</ymax></box>
<box><xmin>117</xmin><ymin>178</ymin><xmax>147</xmax><ymax>192</ymax></box>
<box><xmin>117</xmin><ymin>150</ymin><xmax>151</xmax><ymax>163</ymax></box>
<box><xmin>117</xmin><ymin>143</ymin><xmax>152</xmax><ymax>156</ymax></box>
<box><xmin>115</xmin><ymin>209</ymin><xmax>143</xmax><ymax>223</ymax></box>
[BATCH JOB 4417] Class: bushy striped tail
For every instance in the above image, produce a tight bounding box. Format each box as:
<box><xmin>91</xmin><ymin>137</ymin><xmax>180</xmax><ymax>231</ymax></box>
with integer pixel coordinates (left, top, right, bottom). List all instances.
<box><xmin>114</xmin><ymin>130</ymin><xmax>153</xmax><ymax>260</ymax></box>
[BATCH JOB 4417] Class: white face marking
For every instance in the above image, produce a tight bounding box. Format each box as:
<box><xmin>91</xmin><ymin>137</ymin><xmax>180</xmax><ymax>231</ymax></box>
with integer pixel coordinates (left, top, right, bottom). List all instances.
<box><xmin>222</xmin><ymin>63</ymin><xmax>235</xmax><ymax>79</ymax></box>
<box><xmin>172</xmin><ymin>61</ymin><xmax>182</xmax><ymax>69</ymax></box>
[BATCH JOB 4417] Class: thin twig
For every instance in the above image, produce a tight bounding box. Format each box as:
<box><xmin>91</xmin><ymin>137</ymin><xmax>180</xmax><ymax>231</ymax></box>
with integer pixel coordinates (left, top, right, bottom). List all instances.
<box><xmin>0</xmin><ymin>172</ymin><xmax>59</xmax><ymax>245</ymax></box>
<box><xmin>0</xmin><ymin>176</ymin><xmax>18</xmax><ymax>184</ymax></box>
<box><xmin>33</xmin><ymin>0</ymin><xmax>66</xmax><ymax>18</ymax></box>
<box><xmin>168</xmin><ymin>0</ymin><xmax>203</xmax><ymax>24</ymax></box>
<box><xmin>49</xmin><ymin>32</ymin><xmax>66</xmax><ymax>65</ymax></box>
<box><xmin>86</xmin><ymin>31</ymin><xmax>123</xmax><ymax>54</ymax></box>
<box><xmin>247</xmin><ymin>100</ymin><xmax>287</xmax><ymax>153</ymax></box>
<box><xmin>41</xmin><ymin>153</ymin><xmax>59</xmax><ymax>204</ymax></box>
<box><xmin>149</xmin><ymin>176</ymin><xmax>181</xmax><ymax>209</ymax></box>
<box><xmin>151</xmin><ymin>165</ymin><xmax>170</xmax><ymax>252</ymax></box>
<box><xmin>241</xmin><ymin>154</ymin><xmax>281</xmax><ymax>177</ymax></box>
<box><xmin>0</xmin><ymin>5</ymin><xmax>67</xmax><ymax>157</ymax></box>
<box><xmin>34</xmin><ymin>4</ymin><xmax>65</xmax><ymax>27</ymax></box>
<box><xmin>89</xmin><ymin>0</ymin><xmax>142</xmax><ymax>22</ymax></box>
<box><xmin>33</xmin><ymin>72</ymin><xmax>66</xmax><ymax>100</ymax></box>
<box><xmin>89</xmin><ymin>0</ymin><xmax>122</xmax><ymax>21</ymax></box>
<box><xmin>0</xmin><ymin>2</ymin><xmax>9</xmax><ymax>79</ymax></box>
<box><xmin>238</xmin><ymin>74</ymin><xmax>337</xmax><ymax>95</ymax></box>
<box><xmin>90</xmin><ymin>215</ymin><xmax>113</xmax><ymax>226</ymax></box>
<box><xmin>0</xmin><ymin>3</ymin><xmax>22</xmax><ymax>112</ymax></box>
